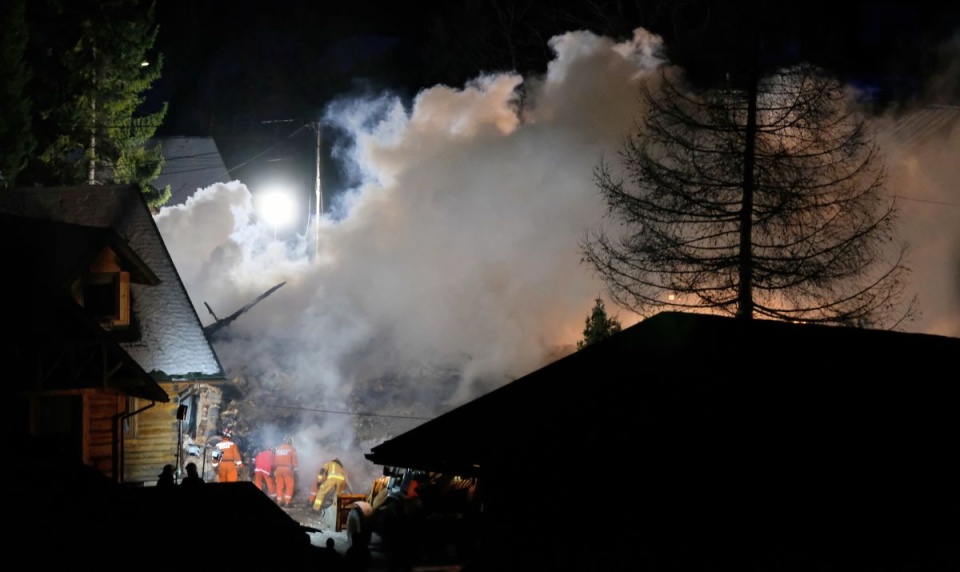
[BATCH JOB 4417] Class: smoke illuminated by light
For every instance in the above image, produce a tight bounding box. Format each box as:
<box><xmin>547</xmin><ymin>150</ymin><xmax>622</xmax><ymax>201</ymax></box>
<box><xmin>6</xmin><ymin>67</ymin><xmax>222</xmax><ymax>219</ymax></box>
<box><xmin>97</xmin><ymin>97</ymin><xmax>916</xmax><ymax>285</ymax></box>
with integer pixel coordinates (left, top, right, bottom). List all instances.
<box><xmin>154</xmin><ymin>27</ymin><xmax>960</xmax><ymax>488</ymax></box>
<box><xmin>255</xmin><ymin>187</ymin><xmax>296</xmax><ymax>230</ymax></box>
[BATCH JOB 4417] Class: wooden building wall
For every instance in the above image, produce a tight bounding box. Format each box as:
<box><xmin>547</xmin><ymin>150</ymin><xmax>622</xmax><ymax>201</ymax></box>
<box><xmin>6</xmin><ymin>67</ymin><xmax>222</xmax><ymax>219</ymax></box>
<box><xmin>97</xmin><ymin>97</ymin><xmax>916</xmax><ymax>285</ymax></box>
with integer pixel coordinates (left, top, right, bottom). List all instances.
<box><xmin>122</xmin><ymin>395</ymin><xmax>180</xmax><ymax>484</ymax></box>
<box><xmin>25</xmin><ymin>388</ymin><xmax>123</xmax><ymax>480</ymax></box>
<box><xmin>122</xmin><ymin>383</ymin><xmax>224</xmax><ymax>484</ymax></box>
<box><xmin>83</xmin><ymin>391</ymin><xmax>124</xmax><ymax>476</ymax></box>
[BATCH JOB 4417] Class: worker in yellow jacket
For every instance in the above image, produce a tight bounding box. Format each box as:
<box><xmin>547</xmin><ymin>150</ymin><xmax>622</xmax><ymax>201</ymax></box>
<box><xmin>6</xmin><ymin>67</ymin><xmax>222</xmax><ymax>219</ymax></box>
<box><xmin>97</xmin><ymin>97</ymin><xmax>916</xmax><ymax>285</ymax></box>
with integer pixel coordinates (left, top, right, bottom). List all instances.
<box><xmin>309</xmin><ymin>457</ymin><xmax>348</xmax><ymax>512</ymax></box>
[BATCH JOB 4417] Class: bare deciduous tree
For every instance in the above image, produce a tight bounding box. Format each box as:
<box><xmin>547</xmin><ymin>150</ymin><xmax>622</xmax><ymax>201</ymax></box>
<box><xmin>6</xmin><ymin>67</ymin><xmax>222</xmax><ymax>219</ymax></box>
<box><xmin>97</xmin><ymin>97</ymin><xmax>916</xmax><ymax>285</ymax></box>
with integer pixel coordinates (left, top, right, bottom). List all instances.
<box><xmin>583</xmin><ymin>63</ymin><xmax>917</xmax><ymax>327</ymax></box>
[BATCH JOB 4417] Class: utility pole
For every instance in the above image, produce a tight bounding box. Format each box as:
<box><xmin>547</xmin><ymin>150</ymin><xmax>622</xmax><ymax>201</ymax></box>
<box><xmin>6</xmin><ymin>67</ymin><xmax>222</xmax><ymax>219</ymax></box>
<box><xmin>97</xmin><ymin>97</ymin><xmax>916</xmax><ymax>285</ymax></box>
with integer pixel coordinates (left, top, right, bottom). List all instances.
<box><xmin>311</xmin><ymin>120</ymin><xmax>323</xmax><ymax>258</ymax></box>
<box><xmin>259</xmin><ymin>117</ymin><xmax>323</xmax><ymax>256</ymax></box>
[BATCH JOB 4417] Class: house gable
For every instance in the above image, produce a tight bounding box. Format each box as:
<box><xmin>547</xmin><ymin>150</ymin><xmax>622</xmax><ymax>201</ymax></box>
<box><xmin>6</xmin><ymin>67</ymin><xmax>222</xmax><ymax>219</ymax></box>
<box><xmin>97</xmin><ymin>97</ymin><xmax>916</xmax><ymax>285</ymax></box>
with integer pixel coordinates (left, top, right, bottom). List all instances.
<box><xmin>0</xmin><ymin>185</ymin><xmax>225</xmax><ymax>382</ymax></box>
<box><xmin>1</xmin><ymin>214</ymin><xmax>168</xmax><ymax>400</ymax></box>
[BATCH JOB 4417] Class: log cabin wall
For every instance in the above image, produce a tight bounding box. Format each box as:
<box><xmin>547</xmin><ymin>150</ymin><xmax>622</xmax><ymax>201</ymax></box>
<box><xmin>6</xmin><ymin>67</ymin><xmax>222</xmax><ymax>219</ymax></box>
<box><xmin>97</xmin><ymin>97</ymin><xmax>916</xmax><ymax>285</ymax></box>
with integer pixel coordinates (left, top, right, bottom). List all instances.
<box><xmin>122</xmin><ymin>395</ymin><xmax>180</xmax><ymax>484</ymax></box>
<box><xmin>84</xmin><ymin>391</ymin><xmax>124</xmax><ymax>476</ymax></box>
<box><xmin>122</xmin><ymin>383</ymin><xmax>225</xmax><ymax>484</ymax></box>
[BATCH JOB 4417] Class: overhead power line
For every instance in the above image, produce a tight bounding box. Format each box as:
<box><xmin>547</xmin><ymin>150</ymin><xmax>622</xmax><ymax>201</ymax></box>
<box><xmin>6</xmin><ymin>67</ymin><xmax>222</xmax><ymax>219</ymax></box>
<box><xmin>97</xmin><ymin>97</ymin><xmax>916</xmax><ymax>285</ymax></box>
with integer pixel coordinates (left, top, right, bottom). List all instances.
<box><xmin>263</xmin><ymin>402</ymin><xmax>434</xmax><ymax>421</ymax></box>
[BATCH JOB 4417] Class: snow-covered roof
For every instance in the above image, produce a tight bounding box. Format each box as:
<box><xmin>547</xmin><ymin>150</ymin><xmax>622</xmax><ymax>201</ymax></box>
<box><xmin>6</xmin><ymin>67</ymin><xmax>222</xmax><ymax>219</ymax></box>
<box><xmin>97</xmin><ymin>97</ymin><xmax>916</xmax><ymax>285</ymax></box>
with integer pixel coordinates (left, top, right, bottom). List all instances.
<box><xmin>150</xmin><ymin>136</ymin><xmax>233</xmax><ymax>206</ymax></box>
<box><xmin>0</xmin><ymin>185</ymin><xmax>225</xmax><ymax>381</ymax></box>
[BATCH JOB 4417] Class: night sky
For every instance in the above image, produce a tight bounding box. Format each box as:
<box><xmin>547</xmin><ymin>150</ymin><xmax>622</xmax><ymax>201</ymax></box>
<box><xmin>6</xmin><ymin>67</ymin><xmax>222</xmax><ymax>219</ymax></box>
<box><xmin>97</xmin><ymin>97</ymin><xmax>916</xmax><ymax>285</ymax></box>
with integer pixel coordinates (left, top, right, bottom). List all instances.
<box><xmin>150</xmin><ymin>0</ymin><xmax>443</xmax><ymax>195</ymax></box>
<box><xmin>148</xmin><ymin>1</ymin><xmax>960</xmax><ymax>203</ymax></box>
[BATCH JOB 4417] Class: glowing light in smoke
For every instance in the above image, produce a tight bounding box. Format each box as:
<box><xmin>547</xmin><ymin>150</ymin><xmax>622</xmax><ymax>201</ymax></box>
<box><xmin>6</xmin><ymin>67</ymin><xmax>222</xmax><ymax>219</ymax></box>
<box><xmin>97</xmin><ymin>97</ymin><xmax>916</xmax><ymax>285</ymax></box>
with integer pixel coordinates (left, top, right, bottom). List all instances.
<box><xmin>256</xmin><ymin>187</ymin><xmax>295</xmax><ymax>229</ymax></box>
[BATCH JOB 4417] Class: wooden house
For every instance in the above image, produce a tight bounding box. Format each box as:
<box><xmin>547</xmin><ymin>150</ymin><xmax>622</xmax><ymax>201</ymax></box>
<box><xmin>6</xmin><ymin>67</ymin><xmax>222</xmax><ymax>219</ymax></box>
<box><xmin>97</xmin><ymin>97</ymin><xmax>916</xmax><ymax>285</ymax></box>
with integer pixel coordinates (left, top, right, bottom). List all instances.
<box><xmin>0</xmin><ymin>185</ymin><xmax>227</xmax><ymax>484</ymax></box>
<box><xmin>3</xmin><ymin>187</ymin><xmax>317</xmax><ymax>571</ymax></box>
<box><xmin>365</xmin><ymin>311</ymin><xmax>960</xmax><ymax>570</ymax></box>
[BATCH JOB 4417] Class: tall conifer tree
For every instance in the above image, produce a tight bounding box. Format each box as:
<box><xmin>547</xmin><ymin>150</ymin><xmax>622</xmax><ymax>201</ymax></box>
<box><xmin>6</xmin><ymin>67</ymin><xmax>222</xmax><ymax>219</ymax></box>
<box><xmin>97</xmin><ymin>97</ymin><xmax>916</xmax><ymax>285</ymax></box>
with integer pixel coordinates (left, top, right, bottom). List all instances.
<box><xmin>22</xmin><ymin>0</ymin><xmax>169</xmax><ymax>207</ymax></box>
<box><xmin>0</xmin><ymin>0</ymin><xmax>35</xmax><ymax>188</ymax></box>
<box><xmin>577</xmin><ymin>298</ymin><xmax>622</xmax><ymax>350</ymax></box>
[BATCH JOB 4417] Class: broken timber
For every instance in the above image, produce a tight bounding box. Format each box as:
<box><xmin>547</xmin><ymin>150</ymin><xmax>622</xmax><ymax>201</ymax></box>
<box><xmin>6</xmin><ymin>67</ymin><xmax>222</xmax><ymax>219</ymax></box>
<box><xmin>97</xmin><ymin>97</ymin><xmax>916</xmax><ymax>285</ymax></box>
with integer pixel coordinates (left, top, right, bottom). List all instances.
<box><xmin>203</xmin><ymin>282</ymin><xmax>286</xmax><ymax>338</ymax></box>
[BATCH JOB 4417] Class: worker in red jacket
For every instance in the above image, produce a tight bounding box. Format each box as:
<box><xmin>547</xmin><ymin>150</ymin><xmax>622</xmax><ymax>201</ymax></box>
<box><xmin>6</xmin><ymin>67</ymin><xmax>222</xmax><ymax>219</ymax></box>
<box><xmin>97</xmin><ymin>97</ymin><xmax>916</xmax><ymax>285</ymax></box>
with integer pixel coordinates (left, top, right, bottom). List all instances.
<box><xmin>211</xmin><ymin>427</ymin><xmax>243</xmax><ymax>483</ymax></box>
<box><xmin>274</xmin><ymin>436</ymin><xmax>299</xmax><ymax>507</ymax></box>
<box><xmin>253</xmin><ymin>446</ymin><xmax>277</xmax><ymax>502</ymax></box>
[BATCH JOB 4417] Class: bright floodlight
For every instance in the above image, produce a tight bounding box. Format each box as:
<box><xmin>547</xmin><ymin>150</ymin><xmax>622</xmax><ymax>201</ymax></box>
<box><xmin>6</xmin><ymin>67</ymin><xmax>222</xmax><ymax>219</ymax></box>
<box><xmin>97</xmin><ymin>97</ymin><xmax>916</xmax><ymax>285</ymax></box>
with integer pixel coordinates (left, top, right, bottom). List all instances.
<box><xmin>257</xmin><ymin>188</ymin><xmax>295</xmax><ymax>227</ymax></box>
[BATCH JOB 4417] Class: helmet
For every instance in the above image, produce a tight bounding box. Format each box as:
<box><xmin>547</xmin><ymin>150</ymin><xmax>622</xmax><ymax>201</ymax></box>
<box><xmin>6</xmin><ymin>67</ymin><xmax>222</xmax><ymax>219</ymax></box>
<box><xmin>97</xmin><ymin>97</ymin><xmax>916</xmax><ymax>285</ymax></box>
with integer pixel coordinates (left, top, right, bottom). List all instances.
<box><xmin>221</xmin><ymin>427</ymin><xmax>233</xmax><ymax>438</ymax></box>
<box><xmin>283</xmin><ymin>436</ymin><xmax>292</xmax><ymax>445</ymax></box>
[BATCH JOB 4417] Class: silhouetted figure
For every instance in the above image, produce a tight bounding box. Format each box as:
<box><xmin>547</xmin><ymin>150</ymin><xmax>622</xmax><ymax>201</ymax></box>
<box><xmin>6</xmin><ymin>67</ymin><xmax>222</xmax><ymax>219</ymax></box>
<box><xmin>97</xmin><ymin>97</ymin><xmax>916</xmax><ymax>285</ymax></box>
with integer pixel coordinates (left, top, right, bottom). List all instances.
<box><xmin>380</xmin><ymin>494</ymin><xmax>417</xmax><ymax>572</ymax></box>
<box><xmin>315</xmin><ymin>536</ymin><xmax>345</xmax><ymax>572</ymax></box>
<box><xmin>180</xmin><ymin>462</ymin><xmax>205</xmax><ymax>486</ymax></box>
<box><xmin>344</xmin><ymin>533</ymin><xmax>372</xmax><ymax>572</ymax></box>
<box><xmin>157</xmin><ymin>464</ymin><xmax>175</xmax><ymax>487</ymax></box>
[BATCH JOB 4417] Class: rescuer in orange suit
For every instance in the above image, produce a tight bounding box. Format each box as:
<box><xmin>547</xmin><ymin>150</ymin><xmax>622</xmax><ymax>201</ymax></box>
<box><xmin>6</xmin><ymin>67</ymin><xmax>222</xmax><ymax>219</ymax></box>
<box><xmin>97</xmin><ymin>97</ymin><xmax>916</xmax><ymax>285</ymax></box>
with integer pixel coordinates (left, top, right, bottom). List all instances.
<box><xmin>211</xmin><ymin>427</ymin><xmax>243</xmax><ymax>483</ymax></box>
<box><xmin>310</xmin><ymin>457</ymin><xmax>348</xmax><ymax>512</ymax></box>
<box><xmin>274</xmin><ymin>436</ymin><xmax>299</xmax><ymax>507</ymax></box>
<box><xmin>252</xmin><ymin>446</ymin><xmax>277</xmax><ymax>502</ymax></box>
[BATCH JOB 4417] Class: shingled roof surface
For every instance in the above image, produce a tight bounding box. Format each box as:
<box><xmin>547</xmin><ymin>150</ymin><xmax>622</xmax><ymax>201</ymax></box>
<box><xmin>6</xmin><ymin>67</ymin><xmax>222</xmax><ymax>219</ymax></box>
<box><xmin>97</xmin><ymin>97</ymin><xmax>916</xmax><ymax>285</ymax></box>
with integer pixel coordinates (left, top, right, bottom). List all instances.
<box><xmin>0</xmin><ymin>186</ymin><xmax>225</xmax><ymax>381</ymax></box>
<box><xmin>150</xmin><ymin>136</ymin><xmax>233</xmax><ymax>206</ymax></box>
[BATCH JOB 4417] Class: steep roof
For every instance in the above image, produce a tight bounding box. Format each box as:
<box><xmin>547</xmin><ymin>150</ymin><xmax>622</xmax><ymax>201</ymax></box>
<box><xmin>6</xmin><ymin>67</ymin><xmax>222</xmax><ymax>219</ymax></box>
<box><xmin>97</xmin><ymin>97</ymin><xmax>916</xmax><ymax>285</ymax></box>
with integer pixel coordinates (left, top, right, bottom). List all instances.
<box><xmin>149</xmin><ymin>136</ymin><xmax>233</xmax><ymax>206</ymax></box>
<box><xmin>0</xmin><ymin>186</ymin><xmax>225</xmax><ymax>381</ymax></box>
<box><xmin>366</xmin><ymin>311</ymin><xmax>960</xmax><ymax>476</ymax></box>
<box><xmin>1</xmin><ymin>213</ymin><xmax>159</xmax><ymax>290</ymax></box>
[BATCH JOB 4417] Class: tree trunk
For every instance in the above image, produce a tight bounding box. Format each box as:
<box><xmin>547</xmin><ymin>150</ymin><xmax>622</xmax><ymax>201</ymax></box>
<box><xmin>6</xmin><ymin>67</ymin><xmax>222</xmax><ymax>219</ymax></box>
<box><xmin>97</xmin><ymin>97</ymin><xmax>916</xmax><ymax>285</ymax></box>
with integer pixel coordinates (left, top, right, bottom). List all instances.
<box><xmin>737</xmin><ymin>40</ymin><xmax>759</xmax><ymax>320</ymax></box>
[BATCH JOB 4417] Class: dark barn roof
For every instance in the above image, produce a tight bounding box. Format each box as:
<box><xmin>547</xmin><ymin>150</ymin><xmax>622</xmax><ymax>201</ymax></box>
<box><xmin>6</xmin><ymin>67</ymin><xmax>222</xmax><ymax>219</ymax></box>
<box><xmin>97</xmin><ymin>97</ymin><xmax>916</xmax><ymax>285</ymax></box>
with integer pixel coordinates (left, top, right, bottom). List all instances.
<box><xmin>367</xmin><ymin>311</ymin><xmax>960</xmax><ymax>478</ymax></box>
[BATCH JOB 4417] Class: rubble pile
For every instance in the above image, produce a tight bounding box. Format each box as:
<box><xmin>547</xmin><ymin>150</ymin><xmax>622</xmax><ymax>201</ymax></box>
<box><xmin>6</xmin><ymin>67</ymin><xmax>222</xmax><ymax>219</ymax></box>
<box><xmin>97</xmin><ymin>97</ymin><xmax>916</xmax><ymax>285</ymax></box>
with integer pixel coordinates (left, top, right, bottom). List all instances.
<box><xmin>214</xmin><ymin>366</ymin><xmax>464</xmax><ymax>463</ymax></box>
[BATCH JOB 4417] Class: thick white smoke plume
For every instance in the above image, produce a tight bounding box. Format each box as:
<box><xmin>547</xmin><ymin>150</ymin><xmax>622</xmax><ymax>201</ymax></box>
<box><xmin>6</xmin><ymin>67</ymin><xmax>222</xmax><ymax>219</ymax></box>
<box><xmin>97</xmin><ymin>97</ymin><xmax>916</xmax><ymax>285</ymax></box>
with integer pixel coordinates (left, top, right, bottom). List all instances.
<box><xmin>155</xmin><ymin>28</ymin><xmax>960</xmax><ymax>488</ymax></box>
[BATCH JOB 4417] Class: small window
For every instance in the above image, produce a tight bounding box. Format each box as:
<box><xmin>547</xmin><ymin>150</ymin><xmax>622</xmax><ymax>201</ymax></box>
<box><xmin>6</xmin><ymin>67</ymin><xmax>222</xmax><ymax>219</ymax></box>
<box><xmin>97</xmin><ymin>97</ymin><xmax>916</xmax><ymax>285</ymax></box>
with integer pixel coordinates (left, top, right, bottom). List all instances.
<box><xmin>36</xmin><ymin>395</ymin><xmax>83</xmax><ymax>458</ymax></box>
<box><xmin>124</xmin><ymin>397</ymin><xmax>140</xmax><ymax>437</ymax></box>
<box><xmin>83</xmin><ymin>272</ymin><xmax>130</xmax><ymax>327</ymax></box>
<box><xmin>85</xmin><ymin>275</ymin><xmax>119</xmax><ymax>315</ymax></box>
